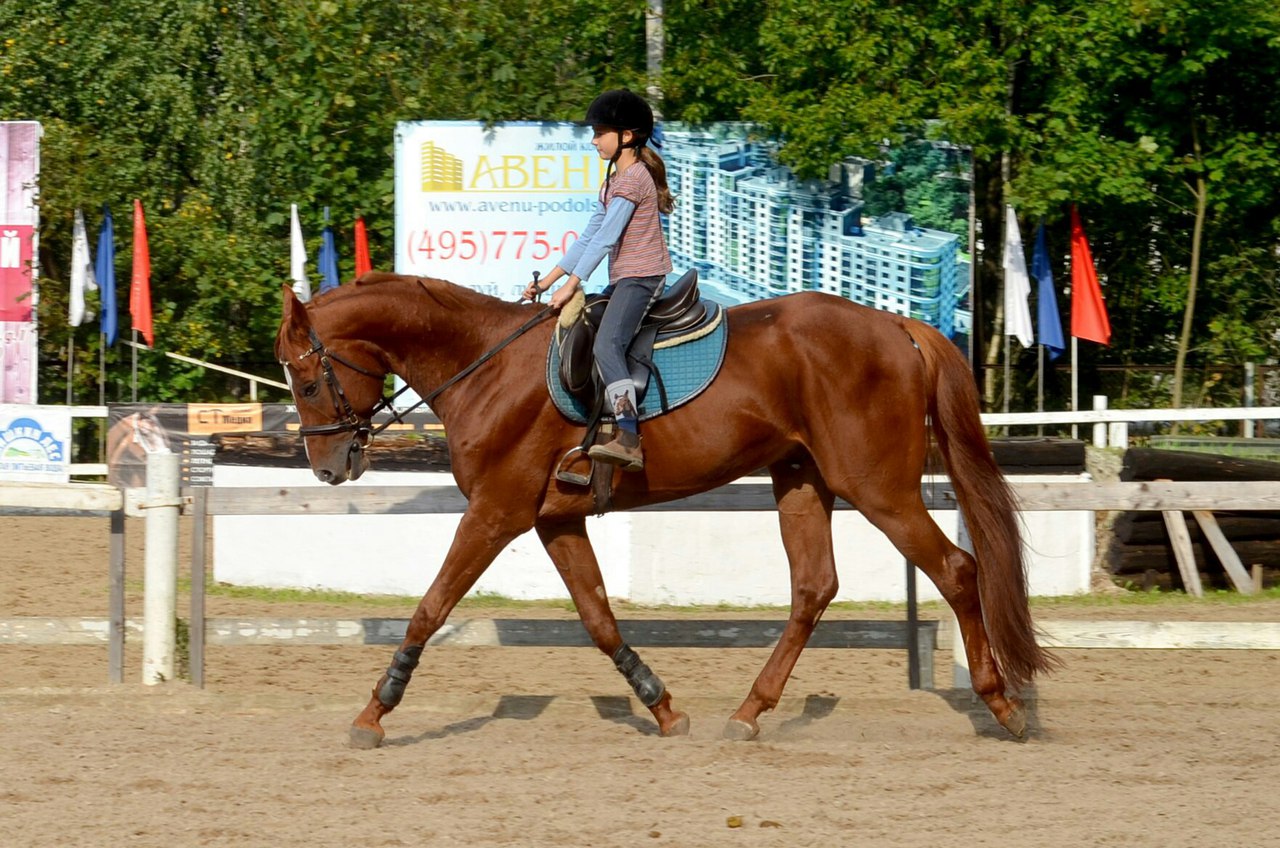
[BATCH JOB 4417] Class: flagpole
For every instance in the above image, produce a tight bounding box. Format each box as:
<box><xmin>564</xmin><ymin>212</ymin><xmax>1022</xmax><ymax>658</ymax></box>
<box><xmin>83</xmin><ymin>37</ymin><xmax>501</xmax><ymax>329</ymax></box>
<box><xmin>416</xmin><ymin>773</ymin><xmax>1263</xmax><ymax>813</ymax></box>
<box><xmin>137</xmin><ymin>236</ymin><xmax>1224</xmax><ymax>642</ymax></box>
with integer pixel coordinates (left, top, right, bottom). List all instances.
<box><xmin>99</xmin><ymin>331</ymin><xmax>106</xmax><ymax>460</ymax></box>
<box><xmin>1002</xmin><ymin>335</ymin><xmax>1011</xmax><ymax>415</ymax></box>
<box><xmin>66</xmin><ymin>333</ymin><xmax>74</xmax><ymax>405</ymax></box>
<box><xmin>1037</xmin><ymin>344</ymin><xmax>1045</xmax><ymax>436</ymax></box>
<box><xmin>1071</xmin><ymin>337</ymin><xmax>1078</xmax><ymax>440</ymax></box>
<box><xmin>132</xmin><ymin>329</ymin><xmax>138</xmax><ymax>402</ymax></box>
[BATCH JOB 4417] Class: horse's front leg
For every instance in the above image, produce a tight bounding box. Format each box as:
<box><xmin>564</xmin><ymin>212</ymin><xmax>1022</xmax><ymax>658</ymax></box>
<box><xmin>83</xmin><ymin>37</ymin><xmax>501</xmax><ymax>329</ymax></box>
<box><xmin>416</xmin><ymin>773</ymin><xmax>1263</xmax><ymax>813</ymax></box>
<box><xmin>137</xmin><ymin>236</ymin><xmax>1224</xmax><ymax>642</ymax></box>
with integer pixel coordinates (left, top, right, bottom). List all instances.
<box><xmin>349</xmin><ymin>507</ymin><xmax>528</xmax><ymax>749</ymax></box>
<box><xmin>725</xmin><ymin>457</ymin><xmax>838</xmax><ymax>741</ymax></box>
<box><xmin>536</xmin><ymin>517</ymin><xmax>689</xmax><ymax>737</ymax></box>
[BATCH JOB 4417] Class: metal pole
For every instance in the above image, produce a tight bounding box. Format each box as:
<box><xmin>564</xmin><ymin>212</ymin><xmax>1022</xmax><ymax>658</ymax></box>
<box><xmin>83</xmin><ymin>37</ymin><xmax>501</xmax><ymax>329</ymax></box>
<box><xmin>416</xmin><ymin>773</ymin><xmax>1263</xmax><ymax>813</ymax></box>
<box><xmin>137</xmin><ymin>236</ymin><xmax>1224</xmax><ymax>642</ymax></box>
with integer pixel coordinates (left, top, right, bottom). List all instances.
<box><xmin>98</xmin><ymin>332</ymin><xmax>105</xmax><ymax>406</ymax></box>
<box><xmin>1002</xmin><ymin>334</ymin><xmax>1011</xmax><ymax>415</ymax></box>
<box><xmin>66</xmin><ymin>337</ymin><xmax>74</xmax><ymax>405</ymax></box>
<box><xmin>1037</xmin><ymin>344</ymin><xmax>1045</xmax><ymax>436</ymax></box>
<box><xmin>1070</xmin><ymin>336</ymin><xmax>1079</xmax><ymax>440</ymax></box>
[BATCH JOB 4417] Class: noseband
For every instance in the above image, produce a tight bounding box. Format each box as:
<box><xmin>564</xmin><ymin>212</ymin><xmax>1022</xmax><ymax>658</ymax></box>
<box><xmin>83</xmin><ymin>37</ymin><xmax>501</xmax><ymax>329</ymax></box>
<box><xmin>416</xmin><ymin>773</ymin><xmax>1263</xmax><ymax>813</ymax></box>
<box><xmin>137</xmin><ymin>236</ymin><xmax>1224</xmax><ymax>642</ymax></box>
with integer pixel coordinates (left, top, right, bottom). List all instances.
<box><xmin>285</xmin><ymin>304</ymin><xmax>555</xmax><ymax>443</ymax></box>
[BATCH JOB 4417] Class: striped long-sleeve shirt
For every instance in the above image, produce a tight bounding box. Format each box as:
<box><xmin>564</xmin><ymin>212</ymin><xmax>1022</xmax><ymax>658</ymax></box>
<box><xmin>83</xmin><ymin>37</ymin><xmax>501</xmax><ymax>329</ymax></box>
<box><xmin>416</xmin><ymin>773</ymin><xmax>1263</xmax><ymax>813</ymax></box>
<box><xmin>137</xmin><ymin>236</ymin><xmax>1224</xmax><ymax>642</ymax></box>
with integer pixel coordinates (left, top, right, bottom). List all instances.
<box><xmin>559</xmin><ymin>162</ymin><xmax>672</xmax><ymax>283</ymax></box>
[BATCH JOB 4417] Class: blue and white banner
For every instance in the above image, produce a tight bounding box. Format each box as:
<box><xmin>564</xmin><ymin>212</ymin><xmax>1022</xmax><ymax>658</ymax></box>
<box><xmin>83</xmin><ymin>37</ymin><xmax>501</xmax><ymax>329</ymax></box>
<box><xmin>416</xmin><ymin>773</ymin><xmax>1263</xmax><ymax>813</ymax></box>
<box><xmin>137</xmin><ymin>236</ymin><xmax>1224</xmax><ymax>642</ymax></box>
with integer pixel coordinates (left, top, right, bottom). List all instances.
<box><xmin>0</xmin><ymin>404</ymin><xmax>70</xmax><ymax>482</ymax></box>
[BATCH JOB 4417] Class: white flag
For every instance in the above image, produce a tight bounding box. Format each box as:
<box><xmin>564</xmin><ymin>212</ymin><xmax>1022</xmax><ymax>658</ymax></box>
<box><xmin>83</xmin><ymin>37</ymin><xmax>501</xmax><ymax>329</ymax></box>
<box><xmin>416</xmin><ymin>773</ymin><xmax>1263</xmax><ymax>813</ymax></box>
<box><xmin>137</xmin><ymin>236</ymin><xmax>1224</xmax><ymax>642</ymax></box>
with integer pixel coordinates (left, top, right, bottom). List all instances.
<box><xmin>290</xmin><ymin>203</ymin><xmax>312</xmax><ymax>303</ymax></box>
<box><xmin>1002</xmin><ymin>204</ymin><xmax>1034</xmax><ymax>348</ymax></box>
<box><xmin>69</xmin><ymin>208</ymin><xmax>98</xmax><ymax>326</ymax></box>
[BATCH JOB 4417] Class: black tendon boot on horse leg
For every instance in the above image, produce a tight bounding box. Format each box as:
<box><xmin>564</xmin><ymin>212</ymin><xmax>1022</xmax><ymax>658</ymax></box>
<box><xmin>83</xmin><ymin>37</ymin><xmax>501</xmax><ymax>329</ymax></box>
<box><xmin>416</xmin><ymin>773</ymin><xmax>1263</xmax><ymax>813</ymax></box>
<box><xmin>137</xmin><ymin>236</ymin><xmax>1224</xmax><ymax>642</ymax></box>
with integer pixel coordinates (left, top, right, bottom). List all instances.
<box><xmin>350</xmin><ymin>643</ymin><xmax>424</xmax><ymax>749</ymax></box>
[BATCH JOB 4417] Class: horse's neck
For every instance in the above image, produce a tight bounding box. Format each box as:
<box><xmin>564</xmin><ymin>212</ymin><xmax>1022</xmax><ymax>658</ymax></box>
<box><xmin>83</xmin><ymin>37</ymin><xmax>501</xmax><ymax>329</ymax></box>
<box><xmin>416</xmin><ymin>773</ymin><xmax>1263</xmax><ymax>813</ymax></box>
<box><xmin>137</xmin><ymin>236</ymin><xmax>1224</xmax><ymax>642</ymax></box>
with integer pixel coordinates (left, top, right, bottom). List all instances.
<box><xmin>354</xmin><ymin>282</ymin><xmax>529</xmax><ymax>416</ymax></box>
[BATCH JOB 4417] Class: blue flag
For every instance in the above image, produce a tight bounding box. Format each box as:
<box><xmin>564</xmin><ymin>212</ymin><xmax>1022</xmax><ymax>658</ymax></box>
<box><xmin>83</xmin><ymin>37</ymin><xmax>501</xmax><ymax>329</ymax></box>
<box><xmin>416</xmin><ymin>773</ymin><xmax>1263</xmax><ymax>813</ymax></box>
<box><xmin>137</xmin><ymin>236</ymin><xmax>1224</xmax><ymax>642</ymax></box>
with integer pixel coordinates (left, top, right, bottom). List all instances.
<box><xmin>1032</xmin><ymin>222</ymin><xmax>1065</xmax><ymax>361</ymax></box>
<box><xmin>317</xmin><ymin>207</ymin><xmax>341</xmax><ymax>294</ymax></box>
<box><xmin>96</xmin><ymin>204</ymin><xmax>118</xmax><ymax>345</ymax></box>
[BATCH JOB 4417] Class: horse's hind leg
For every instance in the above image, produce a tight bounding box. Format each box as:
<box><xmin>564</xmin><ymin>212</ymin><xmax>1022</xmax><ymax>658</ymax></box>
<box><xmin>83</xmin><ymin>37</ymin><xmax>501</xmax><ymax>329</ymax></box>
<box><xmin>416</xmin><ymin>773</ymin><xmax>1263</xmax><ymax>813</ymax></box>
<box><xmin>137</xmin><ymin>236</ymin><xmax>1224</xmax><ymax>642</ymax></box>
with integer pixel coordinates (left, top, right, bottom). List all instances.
<box><xmin>350</xmin><ymin>507</ymin><xmax>526</xmax><ymax>749</ymax></box>
<box><xmin>853</xmin><ymin>494</ymin><xmax>1025</xmax><ymax>736</ymax></box>
<box><xmin>725</xmin><ymin>455</ymin><xmax>839</xmax><ymax>741</ymax></box>
<box><xmin>536</xmin><ymin>517</ymin><xmax>689</xmax><ymax>737</ymax></box>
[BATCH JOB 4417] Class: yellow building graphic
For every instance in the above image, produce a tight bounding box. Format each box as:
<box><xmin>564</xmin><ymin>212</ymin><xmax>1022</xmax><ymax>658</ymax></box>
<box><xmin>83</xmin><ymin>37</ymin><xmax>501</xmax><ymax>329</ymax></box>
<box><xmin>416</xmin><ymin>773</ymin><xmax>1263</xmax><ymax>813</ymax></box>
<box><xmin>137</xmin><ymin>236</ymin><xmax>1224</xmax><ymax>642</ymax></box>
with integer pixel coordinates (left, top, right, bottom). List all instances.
<box><xmin>420</xmin><ymin>142</ymin><xmax>464</xmax><ymax>191</ymax></box>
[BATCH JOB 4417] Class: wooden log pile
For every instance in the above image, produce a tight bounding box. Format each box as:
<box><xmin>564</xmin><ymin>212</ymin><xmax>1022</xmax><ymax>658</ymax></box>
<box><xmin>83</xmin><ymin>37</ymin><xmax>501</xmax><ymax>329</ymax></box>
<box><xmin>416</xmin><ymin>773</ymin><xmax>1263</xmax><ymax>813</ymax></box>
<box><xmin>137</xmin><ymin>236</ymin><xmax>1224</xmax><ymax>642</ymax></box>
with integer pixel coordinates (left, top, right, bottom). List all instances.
<box><xmin>1105</xmin><ymin>447</ymin><xmax>1280</xmax><ymax>590</ymax></box>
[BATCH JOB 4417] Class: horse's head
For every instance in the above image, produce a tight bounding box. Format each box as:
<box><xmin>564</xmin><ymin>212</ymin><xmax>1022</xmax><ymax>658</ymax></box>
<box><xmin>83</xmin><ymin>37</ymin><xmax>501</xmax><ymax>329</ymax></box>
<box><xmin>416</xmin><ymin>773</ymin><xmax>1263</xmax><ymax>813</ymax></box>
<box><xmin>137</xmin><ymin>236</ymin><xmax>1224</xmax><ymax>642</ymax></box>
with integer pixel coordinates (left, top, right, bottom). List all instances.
<box><xmin>275</xmin><ymin>285</ymin><xmax>387</xmax><ymax>484</ymax></box>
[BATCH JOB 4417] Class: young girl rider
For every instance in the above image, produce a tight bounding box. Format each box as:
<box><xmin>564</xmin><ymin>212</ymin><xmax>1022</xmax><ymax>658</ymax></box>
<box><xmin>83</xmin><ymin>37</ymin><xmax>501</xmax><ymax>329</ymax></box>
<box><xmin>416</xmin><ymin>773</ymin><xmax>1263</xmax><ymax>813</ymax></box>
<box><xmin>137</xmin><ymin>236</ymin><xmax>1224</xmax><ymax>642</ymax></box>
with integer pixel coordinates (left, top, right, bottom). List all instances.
<box><xmin>523</xmin><ymin>89</ymin><xmax>675</xmax><ymax>472</ymax></box>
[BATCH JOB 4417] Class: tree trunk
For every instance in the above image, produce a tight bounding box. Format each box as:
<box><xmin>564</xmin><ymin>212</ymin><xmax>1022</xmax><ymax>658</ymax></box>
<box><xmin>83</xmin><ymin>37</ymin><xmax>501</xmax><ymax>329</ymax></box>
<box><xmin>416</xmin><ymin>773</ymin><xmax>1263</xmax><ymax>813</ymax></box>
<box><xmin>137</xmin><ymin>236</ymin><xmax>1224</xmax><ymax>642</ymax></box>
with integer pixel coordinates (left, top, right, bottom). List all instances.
<box><xmin>971</xmin><ymin>154</ymin><xmax>1004</xmax><ymax>410</ymax></box>
<box><xmin>1172</xmin><ymin>126</ymin><xmax>1208</xmax><ymax>418</ymax></box>
<box><xmin>645</xmin><ymin>0</ymin><xmax>664</xmax><ymax>117</ymax></box>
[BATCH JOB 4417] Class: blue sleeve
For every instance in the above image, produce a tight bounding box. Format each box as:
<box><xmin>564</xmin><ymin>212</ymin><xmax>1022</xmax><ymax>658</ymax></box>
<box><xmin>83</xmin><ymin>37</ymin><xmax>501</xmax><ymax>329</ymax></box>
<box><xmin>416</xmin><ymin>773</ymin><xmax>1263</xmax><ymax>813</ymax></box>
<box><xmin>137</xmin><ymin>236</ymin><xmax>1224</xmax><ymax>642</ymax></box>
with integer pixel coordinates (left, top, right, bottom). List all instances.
<box><xmin>563</xmin><ymin>198</ymin><xmax>636</xmax><ymax>281</ymax></box>
<box><xmin>558</xmin><ymin>202</ymin><xmax>606</xmax><ymax>274</ymax></box>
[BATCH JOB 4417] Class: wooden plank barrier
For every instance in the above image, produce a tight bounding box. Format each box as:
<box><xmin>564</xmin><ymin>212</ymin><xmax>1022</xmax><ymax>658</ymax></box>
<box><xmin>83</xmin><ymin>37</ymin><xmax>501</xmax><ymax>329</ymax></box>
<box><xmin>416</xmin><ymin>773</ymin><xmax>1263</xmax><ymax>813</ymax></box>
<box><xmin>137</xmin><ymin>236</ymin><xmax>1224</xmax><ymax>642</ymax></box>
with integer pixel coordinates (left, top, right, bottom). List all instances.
<box><xmin>0</xmin><ymin>482</ymin><xmax>128</xmax><ymax>683</ymax></box>
<box><xmin>6</xmin><ymin>479</ymin><xmax>1279</xmax><ymax>693</ymax></box>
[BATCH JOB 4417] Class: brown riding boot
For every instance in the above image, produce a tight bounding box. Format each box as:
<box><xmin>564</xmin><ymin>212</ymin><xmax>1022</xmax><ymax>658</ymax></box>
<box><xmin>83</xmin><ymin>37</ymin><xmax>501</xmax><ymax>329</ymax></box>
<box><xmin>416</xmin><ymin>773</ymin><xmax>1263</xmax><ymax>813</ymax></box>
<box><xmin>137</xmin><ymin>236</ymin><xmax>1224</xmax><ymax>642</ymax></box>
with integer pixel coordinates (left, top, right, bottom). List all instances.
<box><xmin>588</xmin><ymin>429</ymin><xmax>644</xmax><ymax>472</ymax></box>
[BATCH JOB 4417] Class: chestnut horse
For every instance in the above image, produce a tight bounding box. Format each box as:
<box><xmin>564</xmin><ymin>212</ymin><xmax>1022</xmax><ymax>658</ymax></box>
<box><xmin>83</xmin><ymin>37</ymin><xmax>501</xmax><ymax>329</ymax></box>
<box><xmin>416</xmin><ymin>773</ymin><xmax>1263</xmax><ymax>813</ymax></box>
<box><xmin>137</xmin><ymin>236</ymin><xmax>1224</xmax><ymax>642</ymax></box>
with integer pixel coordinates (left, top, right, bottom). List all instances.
<box><xmin>276</xmin><ymin>272</ymin><xmax>1055</xmax><ymax>749</ymax></box>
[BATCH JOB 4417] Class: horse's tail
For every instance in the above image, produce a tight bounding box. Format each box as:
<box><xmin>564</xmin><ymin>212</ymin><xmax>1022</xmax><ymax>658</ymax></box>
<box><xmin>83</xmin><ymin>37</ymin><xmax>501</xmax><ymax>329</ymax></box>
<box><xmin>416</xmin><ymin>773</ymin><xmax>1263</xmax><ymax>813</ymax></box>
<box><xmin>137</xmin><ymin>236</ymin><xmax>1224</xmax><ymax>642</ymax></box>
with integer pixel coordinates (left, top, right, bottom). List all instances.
<box><xmin>913</xmin><ymin>324</ymin><xmax>1057</xmax><ymax>690</ymax></box>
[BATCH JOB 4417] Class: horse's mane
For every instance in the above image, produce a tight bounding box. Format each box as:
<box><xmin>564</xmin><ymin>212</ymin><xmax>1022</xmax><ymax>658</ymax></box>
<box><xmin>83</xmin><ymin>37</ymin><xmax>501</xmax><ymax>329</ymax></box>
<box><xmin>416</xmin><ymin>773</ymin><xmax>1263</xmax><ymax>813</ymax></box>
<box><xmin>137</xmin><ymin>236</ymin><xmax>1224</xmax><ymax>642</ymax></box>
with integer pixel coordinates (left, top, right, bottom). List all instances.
<box><xmin>304</xmin><ymin>273</ymin><xmax>532</xmax><ymax>345</ymax></box>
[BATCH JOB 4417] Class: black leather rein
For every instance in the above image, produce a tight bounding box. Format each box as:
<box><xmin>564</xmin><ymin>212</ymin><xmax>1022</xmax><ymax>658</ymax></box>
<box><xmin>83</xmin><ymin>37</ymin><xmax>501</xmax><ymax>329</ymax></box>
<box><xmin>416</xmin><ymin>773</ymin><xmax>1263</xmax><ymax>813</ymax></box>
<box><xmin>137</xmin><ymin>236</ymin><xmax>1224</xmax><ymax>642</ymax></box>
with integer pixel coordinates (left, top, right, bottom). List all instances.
<box><xmin>287</xmin><ymin>305</ymin><xmax>555</xmax><ymax>441</ymax></box>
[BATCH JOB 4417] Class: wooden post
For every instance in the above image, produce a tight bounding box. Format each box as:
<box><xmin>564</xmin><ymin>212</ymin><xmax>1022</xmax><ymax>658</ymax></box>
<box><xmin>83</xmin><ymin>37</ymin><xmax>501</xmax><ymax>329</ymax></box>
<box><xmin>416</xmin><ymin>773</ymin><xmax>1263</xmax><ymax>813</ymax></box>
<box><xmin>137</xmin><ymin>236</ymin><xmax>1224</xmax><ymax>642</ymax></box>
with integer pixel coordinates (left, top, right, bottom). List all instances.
<box><xmin>191</xmin><ymin>487</ymin><xmax>207</xmax><ymax>688</ymax></box>
<box><xmin>1092</xmin><ymin>395</ymin><xmax>1108</xmax><ymax>448</ymax></box>
<box><xmin>952</xmin><ymin>511</ymin><xmax>974</xmax><ymax>690</ymax></box>
<box><xmin>1191</xmin><ymin>510</ymin><xmax>1256</xmax><ymax>594</ymax></box>
<box><xmin>906</xmin><ymin>558</ymin><xmax>920</xmax><ymax>689</ymax></box>
<box><xmin>142</xmin><ymin>453</ymin><xmax>180</xmax><ymax>684</ymax></box>
<box><xmin>108</xmin><ymin>506</ymin><xmax>125</xmax><ymax>684</ymax></box>
<box><xmin>1160</xmin><ymin>509</ymin><xmax>1203</xmax><ymax>598</ymax></box>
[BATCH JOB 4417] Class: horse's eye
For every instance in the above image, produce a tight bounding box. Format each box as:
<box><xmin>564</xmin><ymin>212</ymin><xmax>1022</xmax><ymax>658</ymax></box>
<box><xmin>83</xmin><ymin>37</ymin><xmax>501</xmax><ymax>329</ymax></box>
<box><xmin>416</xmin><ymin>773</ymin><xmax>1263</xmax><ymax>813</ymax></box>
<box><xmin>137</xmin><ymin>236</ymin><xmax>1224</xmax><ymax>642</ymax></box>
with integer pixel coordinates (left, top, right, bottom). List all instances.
<box><xmin>303</xmin><ymin>382</ymin><xmax>320</xmax><ymax>398</ymax></box>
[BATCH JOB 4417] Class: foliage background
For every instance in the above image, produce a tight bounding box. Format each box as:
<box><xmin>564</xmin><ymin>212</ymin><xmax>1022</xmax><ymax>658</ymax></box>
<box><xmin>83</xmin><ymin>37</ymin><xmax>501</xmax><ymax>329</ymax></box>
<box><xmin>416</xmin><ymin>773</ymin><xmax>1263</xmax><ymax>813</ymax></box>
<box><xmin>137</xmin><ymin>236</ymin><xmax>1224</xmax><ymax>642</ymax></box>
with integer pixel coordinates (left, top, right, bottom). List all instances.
<box><xmin>2</xmin><ymin>0</ymin><xmax>1278</xmax><ymax>411</ymax></box>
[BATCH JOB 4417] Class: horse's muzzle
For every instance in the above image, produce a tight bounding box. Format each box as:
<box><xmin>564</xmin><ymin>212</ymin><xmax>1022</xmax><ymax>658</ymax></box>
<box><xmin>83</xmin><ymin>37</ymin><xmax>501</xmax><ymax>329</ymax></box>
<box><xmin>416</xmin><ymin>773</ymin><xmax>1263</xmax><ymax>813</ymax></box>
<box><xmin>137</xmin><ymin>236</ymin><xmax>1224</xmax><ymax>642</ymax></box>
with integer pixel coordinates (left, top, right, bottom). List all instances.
<box><xmin>312</xmin><ymin>439</ymin><xmax>368</xmax><ymax>485</ymax></box>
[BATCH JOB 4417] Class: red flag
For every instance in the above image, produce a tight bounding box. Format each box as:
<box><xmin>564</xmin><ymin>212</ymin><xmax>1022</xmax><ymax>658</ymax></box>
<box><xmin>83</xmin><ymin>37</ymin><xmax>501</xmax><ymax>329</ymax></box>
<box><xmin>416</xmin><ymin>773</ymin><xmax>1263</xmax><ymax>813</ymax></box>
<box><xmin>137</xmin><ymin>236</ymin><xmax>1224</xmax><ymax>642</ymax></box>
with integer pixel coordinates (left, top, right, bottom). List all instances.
<box><xmin>130</xmin><ymin>199</ymin><xmax>154</xmax><ymax>347</ymax></box>
<box><xmin>353</xmin><ymin>216</ymin><xmax>372</xmax><ymax>277</ymax></box>
<box><xmin>1070</xmin><ymin>205</ymin><xmax>1110</xmax><ymax>345</ymax></box>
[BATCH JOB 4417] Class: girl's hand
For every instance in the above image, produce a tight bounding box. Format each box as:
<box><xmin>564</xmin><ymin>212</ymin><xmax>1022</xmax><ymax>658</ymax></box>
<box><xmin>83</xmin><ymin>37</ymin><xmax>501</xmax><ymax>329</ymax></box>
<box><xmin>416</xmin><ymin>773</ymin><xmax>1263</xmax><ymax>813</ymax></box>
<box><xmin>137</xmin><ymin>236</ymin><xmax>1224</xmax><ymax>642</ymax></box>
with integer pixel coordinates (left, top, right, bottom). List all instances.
<box><xmin>549</xmin><ymin>278</ymin><xmax>581</xmax><ymax>311</ymax></box>
<box><xmin>521</xmin><ymin>280</ymin><xmax>542</xmax><ymax>301</ymax></box>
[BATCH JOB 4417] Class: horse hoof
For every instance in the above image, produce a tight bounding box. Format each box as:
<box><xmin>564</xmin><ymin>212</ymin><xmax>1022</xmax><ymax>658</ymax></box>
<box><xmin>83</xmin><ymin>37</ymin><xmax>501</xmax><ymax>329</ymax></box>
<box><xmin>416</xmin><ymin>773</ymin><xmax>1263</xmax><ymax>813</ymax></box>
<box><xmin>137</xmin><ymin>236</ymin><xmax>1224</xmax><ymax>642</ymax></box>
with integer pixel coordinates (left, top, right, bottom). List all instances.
<box><xmin>1000</xmin><ymin>704</ymin><xmax>1028</xmax><ymax>739</ymax></box>
<box><xmin>348</xmin><ymin>724</ymin><xmax>385</xmax><ymax>750</ymax></box>
<box><xmin>661</xmin><ymin>712</ymin><xmax>690</xmax><ymax>737</ymax></box>
<box><xmin>722</xmin><ymin>719</ymin><xmax>758</xmax><ymax>742</ymax></box>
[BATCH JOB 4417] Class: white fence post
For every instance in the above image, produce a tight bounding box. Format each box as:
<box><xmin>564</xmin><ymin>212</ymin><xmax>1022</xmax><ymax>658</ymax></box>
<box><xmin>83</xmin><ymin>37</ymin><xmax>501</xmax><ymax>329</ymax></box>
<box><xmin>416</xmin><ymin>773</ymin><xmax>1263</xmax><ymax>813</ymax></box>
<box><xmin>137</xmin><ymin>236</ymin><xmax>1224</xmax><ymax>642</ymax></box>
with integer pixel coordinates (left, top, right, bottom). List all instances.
<box><xmin>951</xmin><ymin>511</ymin><xmax>974</xmax><ymax>691</ymax></box>
<box><xmin>142</xmin><ymin>453</ymin><xmax>180</xmax><ymax>685</ymax></box>
<box><xmin>1243</xmin><ymin>363</ymin><xmax>1255</xmax><ymax>438</ymax></box>
<box><xmin>1092</xmin><ymin>395</ymin><xmax>1108</xmax><ymax>448</ymax></box>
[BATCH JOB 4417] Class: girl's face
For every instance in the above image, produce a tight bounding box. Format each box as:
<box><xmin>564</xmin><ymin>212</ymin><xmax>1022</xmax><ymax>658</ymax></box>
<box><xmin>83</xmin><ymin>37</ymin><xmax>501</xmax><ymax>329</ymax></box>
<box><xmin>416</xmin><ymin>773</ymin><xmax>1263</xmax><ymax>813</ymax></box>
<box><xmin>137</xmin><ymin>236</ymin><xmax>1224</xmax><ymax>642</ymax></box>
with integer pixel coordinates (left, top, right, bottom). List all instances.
<box><xmin>591</xmin><ymin>126</ymin><xmax>633</xmax><ymax>160</ymax></box>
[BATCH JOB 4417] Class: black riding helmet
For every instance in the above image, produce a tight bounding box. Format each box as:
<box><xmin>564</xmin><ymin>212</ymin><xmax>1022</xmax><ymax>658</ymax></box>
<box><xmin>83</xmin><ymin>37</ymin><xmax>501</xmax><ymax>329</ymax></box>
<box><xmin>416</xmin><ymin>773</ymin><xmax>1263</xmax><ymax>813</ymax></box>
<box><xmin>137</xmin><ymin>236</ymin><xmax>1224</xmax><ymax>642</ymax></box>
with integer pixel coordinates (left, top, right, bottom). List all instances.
<box><xmin>584</xmin><ymin>89</ymin><xmax>656</xmax><ymax>149</ymax></box>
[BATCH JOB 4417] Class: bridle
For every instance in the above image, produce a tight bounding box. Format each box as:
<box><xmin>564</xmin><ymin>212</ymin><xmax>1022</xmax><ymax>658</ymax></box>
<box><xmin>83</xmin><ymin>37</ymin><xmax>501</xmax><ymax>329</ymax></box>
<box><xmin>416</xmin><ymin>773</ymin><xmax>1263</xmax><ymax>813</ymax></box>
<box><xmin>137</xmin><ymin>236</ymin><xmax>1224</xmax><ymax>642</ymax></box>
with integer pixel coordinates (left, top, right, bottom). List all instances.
<box><xmin>284</xmin><ymin>305</ymin><xmax>555</xmax><ymax>444</ymax></box>
<box><xmin>288</xmin><ymin>327</ymin><xmax>390</xmax><ymax>442</ymax></box>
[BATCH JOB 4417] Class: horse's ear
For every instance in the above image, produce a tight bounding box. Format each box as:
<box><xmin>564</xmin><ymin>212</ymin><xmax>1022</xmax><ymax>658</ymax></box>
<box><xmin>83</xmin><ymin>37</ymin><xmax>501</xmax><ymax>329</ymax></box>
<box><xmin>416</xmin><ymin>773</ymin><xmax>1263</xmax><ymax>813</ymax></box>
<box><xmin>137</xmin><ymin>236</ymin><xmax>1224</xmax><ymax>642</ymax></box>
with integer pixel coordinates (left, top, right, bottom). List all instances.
<box><xmin>281</xmin><ymin>284</ymin><xmax>310</xmax><ymax>323</ymax></box>
<box><xmin>280</xmin><ymin>284</ymin><xmax>312</xmax><ymax>350</ymax></box>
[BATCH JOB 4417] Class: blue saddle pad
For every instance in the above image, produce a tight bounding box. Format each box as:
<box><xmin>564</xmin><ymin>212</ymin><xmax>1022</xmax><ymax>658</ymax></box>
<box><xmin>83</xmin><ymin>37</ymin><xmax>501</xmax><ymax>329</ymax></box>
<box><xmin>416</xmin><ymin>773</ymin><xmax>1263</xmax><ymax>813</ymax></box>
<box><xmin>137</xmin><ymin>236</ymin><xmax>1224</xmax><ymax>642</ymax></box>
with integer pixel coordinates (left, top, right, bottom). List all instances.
<box><xmin>546</xmin><ymin>311</ymin><xmax>729</xmax><ymax>424</ymax></box>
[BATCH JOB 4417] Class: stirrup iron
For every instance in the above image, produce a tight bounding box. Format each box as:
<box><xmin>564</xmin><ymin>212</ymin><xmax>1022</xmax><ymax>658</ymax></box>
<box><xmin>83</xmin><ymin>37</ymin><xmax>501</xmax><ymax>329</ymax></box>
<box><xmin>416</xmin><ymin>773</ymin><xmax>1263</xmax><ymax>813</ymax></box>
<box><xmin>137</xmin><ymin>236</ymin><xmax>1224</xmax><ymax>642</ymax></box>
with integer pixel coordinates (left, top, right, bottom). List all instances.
<box><xmin>554</xmin><ymin>446</ymin><xmax>594</xmax><ymax>486</ymax></box>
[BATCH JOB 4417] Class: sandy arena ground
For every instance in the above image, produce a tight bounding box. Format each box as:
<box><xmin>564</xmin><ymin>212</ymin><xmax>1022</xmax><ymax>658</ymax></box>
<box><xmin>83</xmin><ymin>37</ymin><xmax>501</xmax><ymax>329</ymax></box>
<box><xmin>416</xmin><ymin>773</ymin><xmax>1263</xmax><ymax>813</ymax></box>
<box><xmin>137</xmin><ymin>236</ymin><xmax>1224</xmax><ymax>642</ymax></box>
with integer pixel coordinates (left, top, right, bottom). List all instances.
<box><xmin>3</xmin><ymin>514</ymin><xmax>1279</xmax><ymax>848</ymax></box>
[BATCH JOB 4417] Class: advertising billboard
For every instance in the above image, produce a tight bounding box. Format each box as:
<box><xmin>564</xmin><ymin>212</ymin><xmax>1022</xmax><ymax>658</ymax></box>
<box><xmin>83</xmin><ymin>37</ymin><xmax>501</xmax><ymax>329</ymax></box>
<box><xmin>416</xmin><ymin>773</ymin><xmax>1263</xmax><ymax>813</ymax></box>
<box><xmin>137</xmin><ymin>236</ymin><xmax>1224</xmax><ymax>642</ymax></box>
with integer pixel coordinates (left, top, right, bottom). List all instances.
<box><xmin>0</xmin><ymin>121</ymin><xmax>41</xmax><ymax>404</ymax></box>
<box><xmin>395</xmin><ymin>121</ymin><xmax>971</xmax><ymax>335</ymax></box>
